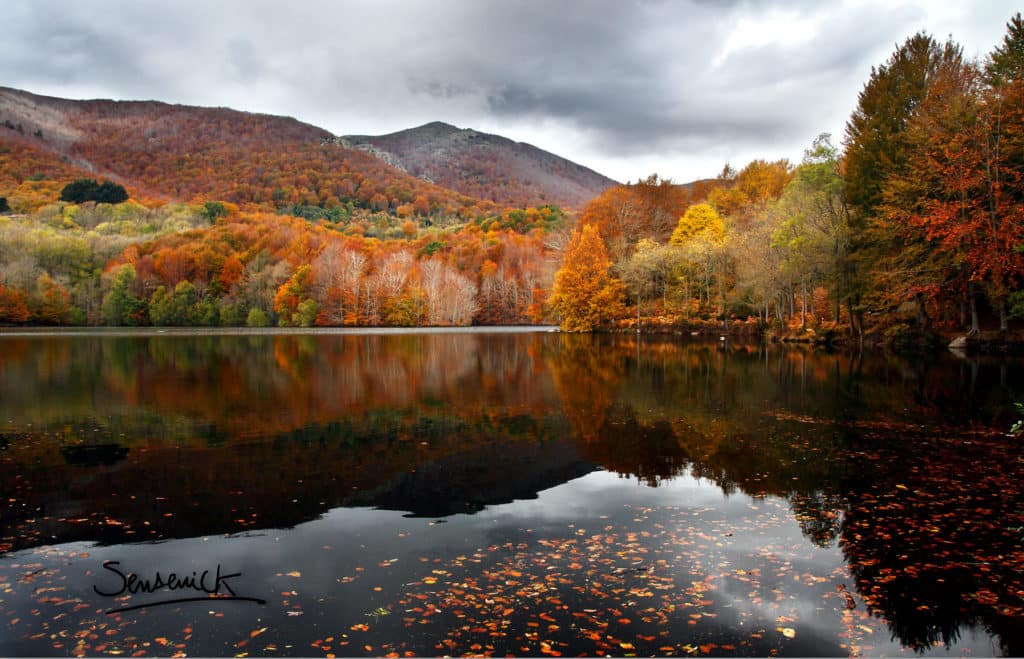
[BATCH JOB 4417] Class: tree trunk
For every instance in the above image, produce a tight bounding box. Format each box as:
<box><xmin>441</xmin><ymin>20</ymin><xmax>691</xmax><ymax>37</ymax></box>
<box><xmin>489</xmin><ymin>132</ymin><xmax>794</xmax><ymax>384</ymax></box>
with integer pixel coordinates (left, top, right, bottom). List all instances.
<box><xmin>847</xmin><ymin>298</ymin><xmax>862</xmax><ymax>347</ymax></box>
<box><xmin>683</xmin><ymin>279</ymin><xmax>690</xmax><ymax>320</ymax></box>
<box><xmin>999</xmin><ymin>297</ymin><xmax>1008</xmax><ymax>332</ymax></box>
<box><xmin>968</xmin><ymin>282</ymin><xmax>979</xmax><ymax>335</ymax></box>
<box><xmin>800</xmin><ymin>282</ymin><xmax>807</xmax><ymax>330</ymax></box>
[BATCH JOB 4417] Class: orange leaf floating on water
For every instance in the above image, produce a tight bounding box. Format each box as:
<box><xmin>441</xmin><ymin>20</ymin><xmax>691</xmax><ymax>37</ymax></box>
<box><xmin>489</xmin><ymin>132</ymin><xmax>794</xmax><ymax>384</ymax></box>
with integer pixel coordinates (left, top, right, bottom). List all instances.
<box><xmin>778</xmin><ymin>627</ymin><xmax>797</xmax><ymax>639</ymax></box>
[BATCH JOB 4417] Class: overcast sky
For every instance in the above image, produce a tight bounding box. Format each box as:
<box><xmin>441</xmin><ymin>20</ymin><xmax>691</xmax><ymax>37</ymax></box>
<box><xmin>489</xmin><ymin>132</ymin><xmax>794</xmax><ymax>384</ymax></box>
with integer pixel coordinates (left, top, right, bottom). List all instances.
<box><xmin>1</xmin><ymin>1</ymin><xmax>1018</xmax><ymax>183</ymax></box>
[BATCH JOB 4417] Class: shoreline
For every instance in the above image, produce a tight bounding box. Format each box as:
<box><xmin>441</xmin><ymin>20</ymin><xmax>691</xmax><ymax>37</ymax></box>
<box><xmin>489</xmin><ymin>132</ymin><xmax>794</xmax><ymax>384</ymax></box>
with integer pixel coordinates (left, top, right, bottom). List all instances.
<box><xmin>0</xmin><ymin>325</ymin><xmax>560</xmax><ymax>338</ymax></box>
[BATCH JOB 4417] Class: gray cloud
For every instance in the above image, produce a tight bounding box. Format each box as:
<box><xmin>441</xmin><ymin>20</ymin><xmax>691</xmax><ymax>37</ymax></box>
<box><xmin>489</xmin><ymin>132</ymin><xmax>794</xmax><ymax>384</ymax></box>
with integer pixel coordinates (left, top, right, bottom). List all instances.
<box><xmin>0</xmin><ymin>0</ymin><xmax>1018</xmax><ymax>182</ymax></box>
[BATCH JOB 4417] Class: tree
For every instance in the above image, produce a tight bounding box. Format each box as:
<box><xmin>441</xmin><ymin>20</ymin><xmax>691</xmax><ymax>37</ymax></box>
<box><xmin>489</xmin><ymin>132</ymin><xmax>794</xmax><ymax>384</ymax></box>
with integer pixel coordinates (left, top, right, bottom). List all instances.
<box><xmin>670</xmin><ymin>204</ymin><xmax>729</xmax><ymax>319</ymax></box>
<box><xmin>880</xmin><ymin>18</ymin><xmax>1024</xmax><ymax>333</ymax></box>
<box><xmin>670</xmin><ymin>203</ymin><xmax>725</xmax><ymax>246</ymax></box>
<box><xmin>619</xmin><ymin>239</ymin><xmax>679</xmax><ymax>323</ymax></box>
<box><xmin>149</xmin><ymin>281</ymin><xmax>203</xmax><ymax>326</ymax></box>
<box><xmin>60</xmin><ymin>178</ymin><xmax>129</xmax><ymax>204</ymax></box>
<box><xmin>844</xmin><ymin>33</ymin><xmax>964</xmax><ymax>220</ymax></box>
<box><xmin>31</xmin><ymin>272</ymin><xmax>72</xmax><ymax>324</ymax></box>
<box><xmin>0</xmin><ymin>281</ymin><xmax>30</xmax><ymax>323</ymax></box>
<box><xmin>842</xmin><ymin>33</ymin><xmax>964</xmax><ymax>339</ymax></box>
<box><xmin>771</xmin><ymin>135</ymin><xmax>851</xmax><ymax>328</ymax></box>
<box><xmin>274</xmin><ymin>265</ymin><xmax>318</xmax><ymax>326</ymax></box>
<box><xmin>246</xmin><ymin>307</ymin><xmax>270</xmax><ymax>327</ymax></box>
<box><xmin>420</xmin><ymin>259</ymin><xmax>478</xmax><ymax>326</ymax></box>
<box><xmin>201</xmin><ymin>201</ymin><xmax>229</xmax><ymax>221</ymax></box>
<box><xmin>549</xmin><ymin>224</ymin><xmax>626</xmax><ymax>331</ymax></box>
<box><xmin>95</xmin><ymin>181</ymin><xmax>129</xmax><ymax>204</ymax></box>
<box><xmin>985</xmin><ymin>12</ymin><xmax>1024</xmax><ymax>86</ymax></box>
<box><xmin>101</xmin><ymin>264</ymin><xmax>146</xmax><ymax>325</ymax></box>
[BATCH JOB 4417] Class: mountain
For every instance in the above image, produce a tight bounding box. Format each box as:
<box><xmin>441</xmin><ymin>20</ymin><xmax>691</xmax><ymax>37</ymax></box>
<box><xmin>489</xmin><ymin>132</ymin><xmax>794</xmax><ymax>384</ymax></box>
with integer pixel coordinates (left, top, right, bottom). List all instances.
<box><xmin>1</xmin><ymin>87</ymin><xmax>615</xmax><ymax>214</ymax></box>
<box><xmin>0</xmin><ymin>86</ymin><xmax>497</xmax><ymax>215</ymax></box>
<box><xmin>342</xmin><ymin>121</ymin><xmax>618</xmax><ymax>209</ymax></box>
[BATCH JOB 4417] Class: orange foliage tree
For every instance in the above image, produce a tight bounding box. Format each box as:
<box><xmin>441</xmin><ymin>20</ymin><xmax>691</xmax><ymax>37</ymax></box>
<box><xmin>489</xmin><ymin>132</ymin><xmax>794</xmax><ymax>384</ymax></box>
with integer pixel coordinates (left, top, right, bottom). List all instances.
<box><xmin>548</xmin><ymin>225</ymin><xmax>626</xmax><ymax>331</ymax></box>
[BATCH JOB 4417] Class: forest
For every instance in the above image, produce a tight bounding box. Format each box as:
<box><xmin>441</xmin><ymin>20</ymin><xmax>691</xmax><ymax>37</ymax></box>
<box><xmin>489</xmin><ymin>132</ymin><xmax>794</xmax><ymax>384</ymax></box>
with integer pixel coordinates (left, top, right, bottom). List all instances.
<box><xmin>551</xmin><ymin>14</ymin><xmax>1024</xmax><ymax>345</ymax></box>
<box><xmin>0</xmin><ymin>14</ymin><xmax>1022</xmax><ymax>340</ymax></box>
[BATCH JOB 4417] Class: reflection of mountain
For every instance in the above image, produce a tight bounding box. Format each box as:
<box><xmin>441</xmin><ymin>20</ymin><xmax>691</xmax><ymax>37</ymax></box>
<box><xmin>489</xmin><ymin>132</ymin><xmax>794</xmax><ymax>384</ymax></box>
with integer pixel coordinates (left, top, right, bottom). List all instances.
<box><xmin>349</xmin><ymin>437</ymin><xmax>596</xmax><ymax>517</ymax></box>
<box><xmin>0</xmin><ymin>411</ymin><xmax>584</xmax><ymax>552</ymax></box>
<box><xmin>2</xmin><ymin>333</ymin><xmax>1024</xmax><ymax>653</ymax></box>
<box><xmin>60</xmin><ymin>443</ymin><xmax>129</xmax><ymax>467</ymax></box>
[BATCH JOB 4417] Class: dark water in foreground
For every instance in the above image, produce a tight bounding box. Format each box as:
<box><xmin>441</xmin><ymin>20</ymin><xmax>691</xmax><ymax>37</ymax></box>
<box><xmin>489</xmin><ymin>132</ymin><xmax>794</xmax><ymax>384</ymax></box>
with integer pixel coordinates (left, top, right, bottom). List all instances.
<box><xmin>0</xmin><ymin>330</ymin><xmax>1022</xmax><ymax>657</ymax></box>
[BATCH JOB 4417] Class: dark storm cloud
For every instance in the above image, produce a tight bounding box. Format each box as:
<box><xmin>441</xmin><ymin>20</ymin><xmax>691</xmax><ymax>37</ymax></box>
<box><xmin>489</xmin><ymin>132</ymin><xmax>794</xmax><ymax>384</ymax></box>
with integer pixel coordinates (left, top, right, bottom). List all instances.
<box><xmin>0</xmin><ymin>0</ymin><xmax>1017</xmax><ymax>180</ymax></box>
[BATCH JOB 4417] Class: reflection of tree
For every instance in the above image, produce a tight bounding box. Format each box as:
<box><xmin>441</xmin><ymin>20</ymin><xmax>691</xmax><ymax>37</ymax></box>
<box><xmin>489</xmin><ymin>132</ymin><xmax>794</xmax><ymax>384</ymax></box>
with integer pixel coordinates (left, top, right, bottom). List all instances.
<box><xmin>3</xmin><ymin>334</ymin><xmax>1024</xmax><ymax>652</ymax></box>
<box><xmin>789</xmin><ymin>491</ymin><xmax>843</xmax><ymax>547</ymax></box>
<box><xmin>838</xmin><ymin>431</ymin><xmax>1024</xmax><ymax>655</ymax></box>
<box><xmin>546</xmin><ymin>333</ymin><xmax>626</xmax><ymax>442</ymax></box>
<box><xmin>574</xmin><ymin>404</ymin><xmax>690</xmax><ymax>486</ymax></box>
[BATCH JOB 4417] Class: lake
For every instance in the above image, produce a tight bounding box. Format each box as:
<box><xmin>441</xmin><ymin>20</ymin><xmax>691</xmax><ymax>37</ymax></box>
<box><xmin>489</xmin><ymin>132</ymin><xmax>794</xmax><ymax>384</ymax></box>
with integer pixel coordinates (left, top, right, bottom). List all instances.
<box><xmin>1</xmin><ymin>329</ymin><xmax>1022</xmax><ymax>657</ymax></box>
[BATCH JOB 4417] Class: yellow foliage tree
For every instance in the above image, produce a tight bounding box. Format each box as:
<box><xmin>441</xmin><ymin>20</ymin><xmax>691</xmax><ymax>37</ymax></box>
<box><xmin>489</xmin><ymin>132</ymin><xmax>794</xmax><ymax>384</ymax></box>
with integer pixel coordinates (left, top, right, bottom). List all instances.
<box><xmin>670</xmin><ymin>203</ymin><xmax>725</xmax><ymax>246</ymax></box>
<box><xmin>549</xmin><ymin>224</ymin><xmax>626</xmax><ymax>331</ymax></box>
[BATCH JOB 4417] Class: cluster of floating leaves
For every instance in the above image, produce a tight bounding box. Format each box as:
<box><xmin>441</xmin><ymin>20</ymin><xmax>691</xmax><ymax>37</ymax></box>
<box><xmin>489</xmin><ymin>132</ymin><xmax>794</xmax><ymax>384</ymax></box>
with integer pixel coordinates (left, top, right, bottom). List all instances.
<box><xmin>351</xmin><ymin>501</ymin><xmax>889</xmax><ymax>657</ymax></box>
<box><xmin>1</xmin><ymin>496</ymin><xmax>892</xmax><ymax>658</ymax></box>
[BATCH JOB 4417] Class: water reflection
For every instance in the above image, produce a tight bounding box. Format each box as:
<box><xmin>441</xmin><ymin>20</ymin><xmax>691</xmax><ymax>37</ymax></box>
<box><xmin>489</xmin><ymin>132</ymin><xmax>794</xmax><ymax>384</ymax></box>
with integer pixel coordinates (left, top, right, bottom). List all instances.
<box><xmin>1</xmin><ymin>332</ymin><xmax>1022</xmax><ymax>656</ymax></box>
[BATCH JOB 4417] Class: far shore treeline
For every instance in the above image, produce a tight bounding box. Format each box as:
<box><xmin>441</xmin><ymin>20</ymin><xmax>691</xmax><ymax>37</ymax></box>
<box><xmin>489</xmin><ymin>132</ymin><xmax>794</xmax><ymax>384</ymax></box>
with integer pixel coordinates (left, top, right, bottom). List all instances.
<box><xmin>1</xmin><ymin>14</ymin><xmax>1022</xmax><ymax>344</ymax></box>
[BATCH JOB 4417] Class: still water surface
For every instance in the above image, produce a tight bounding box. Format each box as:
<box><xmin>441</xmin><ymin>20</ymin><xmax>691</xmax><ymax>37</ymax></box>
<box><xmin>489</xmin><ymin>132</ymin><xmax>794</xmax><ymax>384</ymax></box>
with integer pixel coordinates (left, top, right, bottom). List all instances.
<box><xmin>0</xmin><ymin>330</ymin><xmax>1022</xmax><ymax>657</ymax></box>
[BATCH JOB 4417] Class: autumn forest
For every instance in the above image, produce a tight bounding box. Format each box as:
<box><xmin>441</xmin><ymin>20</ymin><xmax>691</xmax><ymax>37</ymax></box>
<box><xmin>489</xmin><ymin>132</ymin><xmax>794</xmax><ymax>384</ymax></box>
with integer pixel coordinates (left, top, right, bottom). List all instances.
<box><xmin>1</xmin><ymin>15</ymin><xmax>1022</xmax><ymax>346</ymax></box>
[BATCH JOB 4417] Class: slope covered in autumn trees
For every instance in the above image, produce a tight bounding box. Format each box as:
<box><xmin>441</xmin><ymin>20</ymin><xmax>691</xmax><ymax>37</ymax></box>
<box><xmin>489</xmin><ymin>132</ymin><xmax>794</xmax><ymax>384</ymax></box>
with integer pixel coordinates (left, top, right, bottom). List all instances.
<box><xmin>0</xmin><ymin>86</ymin><xmax>494</xmax><ymax>217</ymax></box>
<box><xmin>0</xmin><ymin>87</ymin><xmax>590</xmax><ymax>327</ymax></box>
<box><xmin>343</xmin><ymin>121</ymin><xmax>618</xmax><ymax>209</ymax></box>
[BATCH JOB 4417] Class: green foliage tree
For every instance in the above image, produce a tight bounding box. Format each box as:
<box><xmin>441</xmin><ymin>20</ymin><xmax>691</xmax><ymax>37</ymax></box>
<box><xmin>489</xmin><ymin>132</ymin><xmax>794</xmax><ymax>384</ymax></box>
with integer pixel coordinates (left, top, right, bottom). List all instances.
<box><xmin>201</xmin><ymin>201</ymin><xmax>229</xmax><ymax>221</ymax></box>
<box><xmin>771</xmin><ymin>134</ymin><xmax>851</xmax><ymax>327</ymax></box>
<box><xmin>95</xmin><ymin>181</ymin><xmax>129</xmax><ymax>204</ymax></box>
<box><xmin>842</xmin><ymin>33</ymin><xmax>963</xmax><ymax>340</ymax></box>
<box><xmin>986</xmin><ymin>12</ymin><xmax>1024</xmax><ymax>85</ymax></box>
<box><xmin>60</xmin><ymin>178</ymin><xmax>128</xmax><ymax>204</ymax></box>
<box><xmin>246</xmin><ymin>307</ymin><xmax>270</xmax><ymax>328</ymax></box>
<box><xmin>843</xmin><ymin>33</ymin><xmax>963</xmax><ymax>221</ymax></box>
<box><xmin>101</xmin><ymin>264</ymin><xmax>146</xmax><ymax>325</ymax></box>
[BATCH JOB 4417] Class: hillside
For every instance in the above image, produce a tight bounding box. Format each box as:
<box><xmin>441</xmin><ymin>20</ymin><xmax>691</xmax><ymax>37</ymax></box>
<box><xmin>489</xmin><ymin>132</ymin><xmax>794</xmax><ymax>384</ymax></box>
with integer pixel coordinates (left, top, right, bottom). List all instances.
<box><xmin>342</xmin><ymin>121</ymin><xmax>617</xmax><ymax>209</ymax></box>
<box><xmin>0</xmin><ymin>87</ymin><xmax>494</xmax><ymax>216</ymax></box>
<box><xmin>1</xmin><ymin>88</ymin><xmax>617</xmax><ymax>216</ymax></box>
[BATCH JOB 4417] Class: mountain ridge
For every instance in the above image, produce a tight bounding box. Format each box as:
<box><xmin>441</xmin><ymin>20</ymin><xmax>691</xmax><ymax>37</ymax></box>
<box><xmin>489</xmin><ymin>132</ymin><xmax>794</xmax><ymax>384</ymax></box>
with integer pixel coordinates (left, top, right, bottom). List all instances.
<box><xmin>342</xmin><ymin>121</ymin><xmax>618</xmax><ymax>209</ymax></box>
<box><xmin>1</xmin><ymin>86</ymin><xmax>615</xmax><ymax>212</ymax></box>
